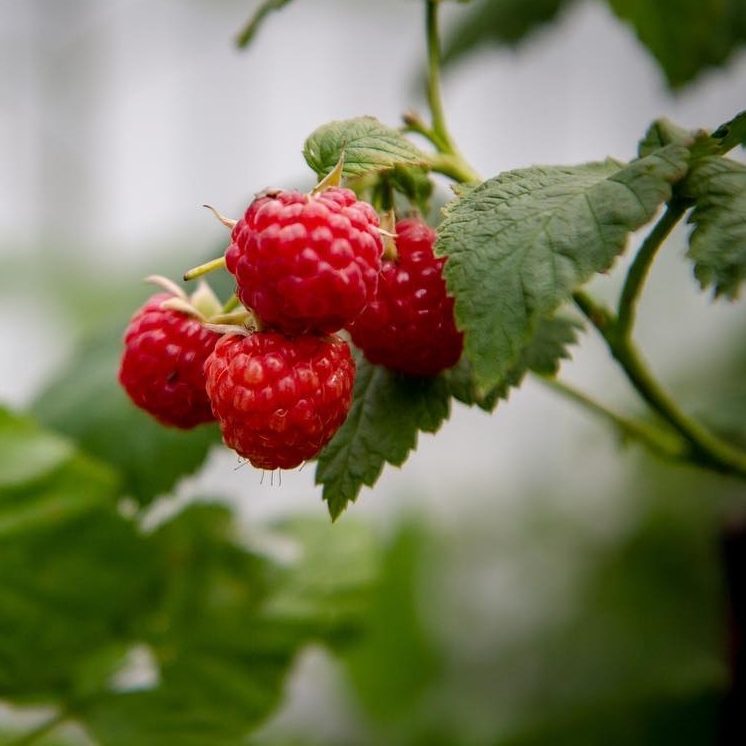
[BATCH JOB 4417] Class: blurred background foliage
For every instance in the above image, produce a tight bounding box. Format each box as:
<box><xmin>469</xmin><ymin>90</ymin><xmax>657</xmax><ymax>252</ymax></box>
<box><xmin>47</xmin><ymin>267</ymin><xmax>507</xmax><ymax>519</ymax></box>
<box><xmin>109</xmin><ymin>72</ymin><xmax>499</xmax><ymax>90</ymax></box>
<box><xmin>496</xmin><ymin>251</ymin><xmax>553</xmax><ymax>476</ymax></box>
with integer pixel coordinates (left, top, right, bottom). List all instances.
<box><xmin>1</xmin><ymin>0</ymin><xmax>746</xmax><ymax>743</ymax></box>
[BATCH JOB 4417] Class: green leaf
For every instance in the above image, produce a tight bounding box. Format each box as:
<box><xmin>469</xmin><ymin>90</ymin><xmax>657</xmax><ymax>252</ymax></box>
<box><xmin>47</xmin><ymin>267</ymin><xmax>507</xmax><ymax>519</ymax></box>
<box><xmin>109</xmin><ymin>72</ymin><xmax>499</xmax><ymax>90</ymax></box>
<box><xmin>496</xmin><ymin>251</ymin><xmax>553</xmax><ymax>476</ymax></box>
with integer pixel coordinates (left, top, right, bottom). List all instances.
<box><xmin>605</xmin><ymin>0</ymin><xmax>746</xmax><ymax>88</ymax></box>
<box><xmin>80</xmin><ymin>504</ymin><xmax>287</xmax><ymax>745</ymax></box>
<box><xmin>84</xmin><ymin>665</ymin><xmax>293</xmax><ymax>746</ymax></box>
<box><xmin>638</xmin><ymin>118</ymin><xmax>700</xmax><ymax>158</ymax></box>
<box><xmin>436</xmin><ymin>146</ymin><xmax>689</xmax><ymax>387</ymax></box>
<box><xmin>441</xmin><ymin>0</ymin><xmax>577</xmax><ymax>66</ymax></box>
<box><xmin>519</xmin><ymin>313</ymin><xmax>583</xmax><ymax>376</ymax></box>
<box><xmin>82</xmin><ymin>505</ymin><xmax>379</xmax><ymax>745</ymax></box>
<box><xmin>445</xmin><ymin>314</ymin><xmax>583</xmax><ymax>411</ymax></box>
<box><xmin>303</xmin><ymin>117</ymin><xmax>428</xmax><ymax>181</ymax></box>
<box><xmin>0</xmin><ymin>407</ymin><xmax>119</xmax><ymax>539</ymax></box>
<box><xmin>260</xmin><ymin>517</ymin><xmax>380</xmax><ymax>644</ymax></box>
<box><xmin>639</xmin><ymin>111</ymin><xmax>746</xmax><ymax>162</ymax></box>
<box><xmin>0</xmin><ymin>509</ymin><xmax>154</xmax><ymax>701</ymax></box>
<box><xmin>344</xmin><ymin>523</ymin><xmax>441</xmax><ymax>724</ymax></box>
<box><xmin>0</xmin><ymin>407</ymin><xmax>74</xmax><ymax>489</ymax></box>
<box><xmin>315</xmin><ymin>354</ymin><xmax>451</xmax><ymax>520</ymax></box>
<box><xmin>31</xmin><ymin>322</ymin><xmax>221</xmax><ymax>507</ymax></box>
<box><xmin>685</xmin><ymin>156</ymin><xmax>746</xmax><ymax>300</ymax></box>
<box><xmin>144</xmin><ymin>504</ymin><xmax>276</xmax><ymax>655</ymax></box>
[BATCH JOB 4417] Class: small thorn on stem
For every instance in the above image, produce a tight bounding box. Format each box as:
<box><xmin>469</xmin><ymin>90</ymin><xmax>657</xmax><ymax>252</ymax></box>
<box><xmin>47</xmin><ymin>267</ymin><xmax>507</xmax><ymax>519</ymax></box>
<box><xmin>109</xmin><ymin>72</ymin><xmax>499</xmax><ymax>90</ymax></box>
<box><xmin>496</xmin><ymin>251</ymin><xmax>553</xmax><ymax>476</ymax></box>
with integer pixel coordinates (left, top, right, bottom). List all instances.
<box><xmin>203</xmin><ymin>204</ymin><xmax>237</xmax><ymax>229</ymax></box>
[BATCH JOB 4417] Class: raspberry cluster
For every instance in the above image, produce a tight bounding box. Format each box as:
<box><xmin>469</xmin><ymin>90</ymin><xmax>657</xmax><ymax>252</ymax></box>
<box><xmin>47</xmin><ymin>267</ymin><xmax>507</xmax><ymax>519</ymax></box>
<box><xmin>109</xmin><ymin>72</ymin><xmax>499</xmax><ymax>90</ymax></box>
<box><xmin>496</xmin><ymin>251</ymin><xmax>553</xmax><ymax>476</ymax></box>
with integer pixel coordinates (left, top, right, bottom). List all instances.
<box><xmin>118</xmin><ymin>184</ymin><xmax>463</xmax><ymax>474</ymax></box>
<box><xmin>118</xmin><ymin>186</ymin><xmax>381</xmax><ymax>472</ymax></box>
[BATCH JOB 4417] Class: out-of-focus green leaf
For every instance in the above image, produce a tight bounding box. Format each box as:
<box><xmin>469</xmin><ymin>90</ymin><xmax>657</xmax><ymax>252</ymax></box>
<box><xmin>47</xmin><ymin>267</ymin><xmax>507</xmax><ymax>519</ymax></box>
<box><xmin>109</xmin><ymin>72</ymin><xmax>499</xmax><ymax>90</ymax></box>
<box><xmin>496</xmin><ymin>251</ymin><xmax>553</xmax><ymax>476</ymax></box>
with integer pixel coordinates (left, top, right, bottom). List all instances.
<box><xmin>0</xmin><ymin>508</ymin><xmax>155</xmax><ymax>702</ymax></box>
<box><xmin>0</xmin><ymin>407</ymin><xmax>118</xmax><ymax>539</ymax></box>
<box><xmin>442</xmin><ymin>0</ymin><xmax>746</xmax><ymax>89</ymax></box>
<box><xmin>0</xmin><ymin>407</ymin><xmax>74</xmax><ymax>489</ymax></box>
<box><xmin>345</xmin><ymin>524</ymin><xmax>441</xmax><ymax>724</ymax></box>
<box><xmin>81</xmin><ymin>505</ymin><xmax>380</xmax><ymax>745</ymax></box>
<box><xmin>605</xmin><ymin>0</ymin><xmax>746</xmax><ymax>88</ymax></box>
<box><xmin>315</xmin><ymin>354</ymin><xmax>451</xmax><ymax>520</ymax></box>
<box><xmin>31</xmin><ymin>321</ymin><xmax>221</xmax><ymax>507</ymax></box>
<box><xmin>441</xmin><ymin>0</ymin><xmax>577</xmax><ymax>66</ymax></box>
<box><xmin>685</xmin><ymin>156</ymin><xmax>746</xmax><ymax>300</ymax></box>
<box><xmin>0</xmin><ymin>471</ymin><xmax>380</xmax><ymax>744</ymax></box>
<box><xmin>436</xmin><ymin>146</ymin><xmax>689</xmax><ymax>387</ymax></box>
<box><xmin>261</xmin><ymin>517</ymin><xmax>380</xmax><ymax>644</ymax></box>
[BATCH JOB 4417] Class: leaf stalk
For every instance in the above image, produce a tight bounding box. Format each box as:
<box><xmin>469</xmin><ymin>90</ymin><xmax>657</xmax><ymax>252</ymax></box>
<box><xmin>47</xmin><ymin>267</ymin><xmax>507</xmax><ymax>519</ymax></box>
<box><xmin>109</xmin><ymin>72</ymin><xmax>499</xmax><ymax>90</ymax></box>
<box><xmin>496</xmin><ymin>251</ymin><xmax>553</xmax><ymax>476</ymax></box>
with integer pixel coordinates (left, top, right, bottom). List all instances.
<box><xmin>421</xmin><ymin>0</ymin><xmax>481</xmax><ymax>184</ymax></box>
<box><xmin>536</xmin><ymin>375</ymin><xmax>688</xmax><ymax>463</ymax></box>
<box><xmin>573</xmin><ymin>290</ymin><xmax>746</xmax><ymax>482</ymax></box>
<box><xmin>616</xmin><ymin>201</ymin><xmax>688</xmax><ymax>337</ymax></box>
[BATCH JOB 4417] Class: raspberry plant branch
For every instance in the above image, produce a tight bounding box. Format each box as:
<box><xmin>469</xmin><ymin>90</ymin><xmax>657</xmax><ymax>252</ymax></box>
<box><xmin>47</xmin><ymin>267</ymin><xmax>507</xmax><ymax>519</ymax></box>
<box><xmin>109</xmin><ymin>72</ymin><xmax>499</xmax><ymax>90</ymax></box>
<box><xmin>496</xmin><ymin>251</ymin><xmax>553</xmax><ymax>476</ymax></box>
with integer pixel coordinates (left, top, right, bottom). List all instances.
<box><xmin>573</xmin><ymin>289</ymin><xmax>746</xmax><ymax>481</ymax></box>
<box><xmin>406</xmin><ymin>0</ymin><xmax>481</xmax><ymax>185</ymax></box>
<box><xmin>235</xmin><ymin>0</ymin><xmax>293</xmax><ymax>49</ymax></box>
<box><xmin>425</xmin><ymin>0</ymin><xmax>453</xmax><ymax>154</ymax></box>
<box><xmin>616</xmin><ymin>200</ymin><xmax>688</xmax><ymax>337</ymax></box>
<box><xmin>535</xmin><ymin>375</ymin><xmax>688</xmax><ymax>463</ymax></box>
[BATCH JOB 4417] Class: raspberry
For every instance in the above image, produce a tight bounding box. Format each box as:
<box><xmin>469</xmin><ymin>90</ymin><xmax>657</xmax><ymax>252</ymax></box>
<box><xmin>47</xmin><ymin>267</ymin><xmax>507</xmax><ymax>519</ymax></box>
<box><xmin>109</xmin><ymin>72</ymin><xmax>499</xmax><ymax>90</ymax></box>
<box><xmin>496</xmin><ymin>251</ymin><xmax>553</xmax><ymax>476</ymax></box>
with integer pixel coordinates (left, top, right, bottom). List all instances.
<box><xmin>348</xmin><ymin>217</ymin><xmax>463</xmax><ymax>377</ymax></box>
<box><xmin>118</xmin><ymin>293</ymin><xmax>220</xmax><ymax>428</ymax></box>
<box><xmin>204</xmin><ymin>331</ymin><xmax>355</xmax><ymax>470</ymax></box>
<box><xmin>225</xmin><ymin>187</ymin><xmax>383</xmax><ymax>335</ymax></box>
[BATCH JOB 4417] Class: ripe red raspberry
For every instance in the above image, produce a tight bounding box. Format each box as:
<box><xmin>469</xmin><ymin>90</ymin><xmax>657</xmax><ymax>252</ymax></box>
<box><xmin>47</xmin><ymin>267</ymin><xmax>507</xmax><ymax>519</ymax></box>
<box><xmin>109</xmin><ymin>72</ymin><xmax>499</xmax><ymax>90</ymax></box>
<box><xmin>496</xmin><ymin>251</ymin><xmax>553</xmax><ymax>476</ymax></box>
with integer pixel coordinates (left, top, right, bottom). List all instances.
<box><xmin>118</xmin><ymin>294</ymin><xmax>220</xmax><ymax>428</ymax></box>
<box><xmin>347</xmin><ymin>217</ymin><xmax>463</xmax><ymax>377</ymax></box>
<box><xmin>204</xmin><ymin>331</ymin><xmax>355</xmax><ymax>470</ymax></box>
<box><xmin>225</xmin><ymin>187</ymin><xmax>382</xmax><ymax>335</ymax></box>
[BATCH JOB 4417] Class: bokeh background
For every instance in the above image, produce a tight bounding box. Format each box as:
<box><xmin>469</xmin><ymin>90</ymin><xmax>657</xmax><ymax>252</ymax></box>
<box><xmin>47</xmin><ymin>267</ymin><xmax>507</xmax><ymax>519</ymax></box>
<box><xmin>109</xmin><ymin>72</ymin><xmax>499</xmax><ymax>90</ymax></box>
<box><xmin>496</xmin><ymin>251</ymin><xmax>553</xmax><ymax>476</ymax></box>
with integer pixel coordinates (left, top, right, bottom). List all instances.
<box><xmin>2</xmin><ymin>1</ymin><xmax>746</xmax><ymax>743</ymax></box>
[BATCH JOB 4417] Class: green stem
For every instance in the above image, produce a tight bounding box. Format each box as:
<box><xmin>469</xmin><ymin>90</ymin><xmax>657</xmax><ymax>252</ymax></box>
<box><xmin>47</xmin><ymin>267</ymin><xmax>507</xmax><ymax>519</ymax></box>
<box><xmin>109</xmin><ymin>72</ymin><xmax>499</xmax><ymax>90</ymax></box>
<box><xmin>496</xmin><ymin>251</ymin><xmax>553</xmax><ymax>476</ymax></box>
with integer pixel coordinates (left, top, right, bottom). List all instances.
<box><xmin>222</xmin><ymin>293</ymin><xmax>240</xmax><ymax>314</ymax></box>
<box><xmin>608</xmin><ymin>337</ymin><xmax>746</xmax><ymax>478</ymax></box>
<box><xmin>425</xmin><ymin>0</ymin><xmax>451</xmax><ymax>153</ymax></box>
<box><xmin>536</xmin><ymin>375</ymin><xmax>687</xmax><ymax>462</ymax></box>
<box><xmin>427</xmin><ymin>151</ymin><xmax>482</xmax><ymax>184</ymax></box>
<box><xmin>421</xmin><ymin>0</ymin><xmax>481</xmax><ymax>184</ymax></box>
<box><xmin>573</xmin><ymin>291</ymin><xmax>746</xmax><ymax>481</ymax></box>
<box><xmin>616</xmin><ymin>202</ymin><xmax>687</xmax><ymax>336</ymax></box>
